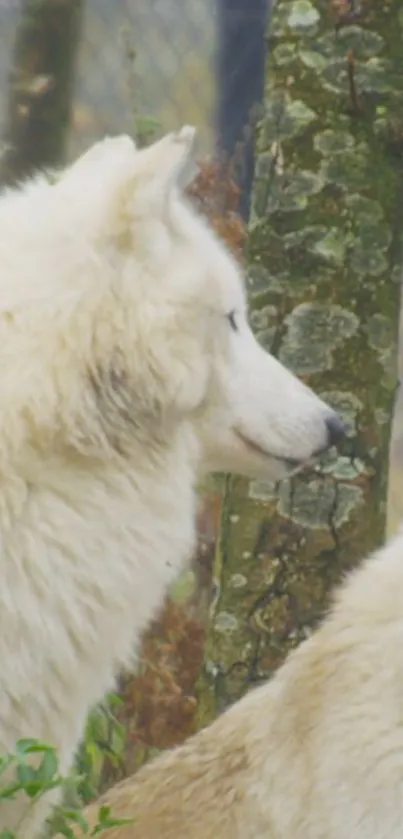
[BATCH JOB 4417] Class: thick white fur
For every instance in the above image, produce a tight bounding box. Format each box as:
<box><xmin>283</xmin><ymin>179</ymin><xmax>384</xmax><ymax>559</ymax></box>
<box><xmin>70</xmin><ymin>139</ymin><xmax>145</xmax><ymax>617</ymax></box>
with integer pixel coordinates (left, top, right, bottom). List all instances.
<box><xmin>0</xmin><ymin>127</ymin><xmax>339</xmax><ymax>836</ymax></box>
<box><xmin>81</xmin><ymin>530</ymin><xmax>403</xmax><ymax>839</ymax></box>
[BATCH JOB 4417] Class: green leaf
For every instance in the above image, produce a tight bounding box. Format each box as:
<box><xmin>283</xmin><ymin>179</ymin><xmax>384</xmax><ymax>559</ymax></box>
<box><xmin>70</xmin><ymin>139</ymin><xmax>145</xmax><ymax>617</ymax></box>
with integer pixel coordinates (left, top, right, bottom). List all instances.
<box><xmin>54</xmin><ymin>808</ymin><xmax>90</xmax><ymax>836</ymax></box>
<box><xmin>0</xmin><ymin>756</ymin><xmax>15</xmax><ymax>777</ymax></box>
<box><xmin>24</xmin><ymin>780</ymin><xmax>45</xmax><ymax>799</ymax></box>
<box><xmin>98</xmin><ymin>806</ymin><xmax>112</xmax><ymax>822</ymax></box>
<box><xmin>37</xmin><ymin>748</ymin><xmax>59</xmax><ymax>782</ymax></box>
<box><xmin>0</xmin><ymin>782</ymin><xmax>20</xmax><ymax>800</ymax></box>
<box><xmin>15</xmin><ymin>739</ymin><xmax>53</xmax><ymax>755</ymax></box>
<box><xmin>107</xmin><ymin>693</ymin><xmax>124</xmax><ymax>710</ymax></box>
<box><xmin>91</xmin><ymin>815</ymin><xmax>134</xmax><ymax>837</ymax></box>
<box><xmin>16</xmin><ymin>763</ymin><xmax>37</xmax><ymax>786</ymax></box>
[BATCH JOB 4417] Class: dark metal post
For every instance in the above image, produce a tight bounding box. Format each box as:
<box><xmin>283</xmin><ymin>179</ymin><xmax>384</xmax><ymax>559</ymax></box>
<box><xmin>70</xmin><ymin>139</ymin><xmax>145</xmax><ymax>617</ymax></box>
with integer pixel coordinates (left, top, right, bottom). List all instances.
<box><xmin>216</xmin><ymin>0</ymin><xmax>272</xmax><ymax>220</ymax></box>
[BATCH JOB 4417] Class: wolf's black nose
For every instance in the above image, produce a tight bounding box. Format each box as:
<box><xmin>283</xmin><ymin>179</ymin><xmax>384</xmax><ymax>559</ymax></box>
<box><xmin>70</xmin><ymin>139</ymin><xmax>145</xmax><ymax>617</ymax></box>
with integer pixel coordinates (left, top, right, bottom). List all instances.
<box><xmin>326</xmin><ymin>414</ymin><xmax>346</xmax><ymax>447</ymax></box>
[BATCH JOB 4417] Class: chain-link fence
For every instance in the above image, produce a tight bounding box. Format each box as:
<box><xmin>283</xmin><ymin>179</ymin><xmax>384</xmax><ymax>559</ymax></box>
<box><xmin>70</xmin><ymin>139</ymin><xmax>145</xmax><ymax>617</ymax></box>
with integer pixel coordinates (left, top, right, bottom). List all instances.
<box><xmin>0</xmin><ymin>0</ymin><xmax>270</xmax><ymax>217</ymax></box>
<box><xmin>72</xmin><ymin>0</ymin><xmax>216</xmax><ymax>155</ymax></box>
<box><xmin>0</xmin><ymin>1</ymin><xmax>211</xmax><ymax>148</ymax></box>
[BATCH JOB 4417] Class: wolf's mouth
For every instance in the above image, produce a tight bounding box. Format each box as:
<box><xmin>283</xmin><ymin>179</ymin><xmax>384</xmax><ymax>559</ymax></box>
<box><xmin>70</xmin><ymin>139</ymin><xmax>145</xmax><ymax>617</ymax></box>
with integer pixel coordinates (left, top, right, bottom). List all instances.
<box><xmin>234</xmin><ymin>429</ymin><xmax>302</xmax><ymax>471</ymax></box>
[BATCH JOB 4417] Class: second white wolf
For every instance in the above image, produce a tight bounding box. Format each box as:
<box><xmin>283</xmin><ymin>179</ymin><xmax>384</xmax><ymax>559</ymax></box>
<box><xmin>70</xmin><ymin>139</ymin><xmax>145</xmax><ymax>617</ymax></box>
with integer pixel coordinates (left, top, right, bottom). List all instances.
<box><xmin>81</xmin><ymin>528</ymin><xmax>403</xmax><ymax>839</ymax></box>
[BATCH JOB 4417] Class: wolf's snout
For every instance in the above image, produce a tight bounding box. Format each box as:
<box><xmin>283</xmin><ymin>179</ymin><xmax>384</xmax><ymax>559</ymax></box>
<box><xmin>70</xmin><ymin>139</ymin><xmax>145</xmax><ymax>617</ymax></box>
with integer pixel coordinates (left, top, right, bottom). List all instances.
<box><xmin>325</xmin><ymin>414</ymin><xmax>346</xmax><ymax>448</ymax></box>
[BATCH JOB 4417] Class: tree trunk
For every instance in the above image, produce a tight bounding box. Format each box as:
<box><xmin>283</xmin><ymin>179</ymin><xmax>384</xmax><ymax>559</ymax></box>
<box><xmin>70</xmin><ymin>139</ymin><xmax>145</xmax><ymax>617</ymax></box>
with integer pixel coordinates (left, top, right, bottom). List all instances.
<box><xmin>0</xmin><ymin>0</ymin><xmax>84</xmax><ymax>187</ymax></box>
<box><xmin>198</xmin><ymin>0</ymin><xmax>403</xmax><ymax>722</ymax></box>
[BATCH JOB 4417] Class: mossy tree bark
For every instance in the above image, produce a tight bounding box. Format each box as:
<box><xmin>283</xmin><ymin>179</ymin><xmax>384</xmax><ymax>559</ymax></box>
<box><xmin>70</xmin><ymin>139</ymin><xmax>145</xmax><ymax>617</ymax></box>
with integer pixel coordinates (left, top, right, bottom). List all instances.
<box><xmin>0</xmin><ymin>0</ymin><xmax>84</xmax><ymax>187</ymax></box>
<box><xmin>198</xmin><ymin>0</ymin><xmax>403</xmax><ymax>722</ymax></box>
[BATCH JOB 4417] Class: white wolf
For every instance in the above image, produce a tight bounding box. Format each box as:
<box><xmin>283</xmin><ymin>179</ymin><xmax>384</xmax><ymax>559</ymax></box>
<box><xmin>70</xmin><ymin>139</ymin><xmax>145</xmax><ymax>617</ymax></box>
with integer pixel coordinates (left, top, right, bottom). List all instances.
<box><xmin>80</xmin><ymin>528</ymin><xmax>403</xmax><ymax>839</ymax></box>
<box><xmin>0</xmin><ymin>126</ymin><xmax>343</xmax><ymax>837</ymax></box>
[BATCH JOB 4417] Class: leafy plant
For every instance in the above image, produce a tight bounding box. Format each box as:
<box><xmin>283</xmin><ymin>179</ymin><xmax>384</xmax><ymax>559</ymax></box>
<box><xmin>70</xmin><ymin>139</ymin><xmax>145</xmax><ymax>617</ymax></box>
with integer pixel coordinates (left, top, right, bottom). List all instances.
<box><xmin>0</xmin><ymin>739</ymin><xmax>132</xmax><ymax>839</ymax></box>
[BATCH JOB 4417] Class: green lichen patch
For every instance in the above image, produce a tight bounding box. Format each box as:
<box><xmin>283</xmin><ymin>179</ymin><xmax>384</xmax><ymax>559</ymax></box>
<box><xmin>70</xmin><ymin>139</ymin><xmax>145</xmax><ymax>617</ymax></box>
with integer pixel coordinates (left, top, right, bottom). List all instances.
<box><xmin>228</xmin><ymin>573</ymin><xmax>248</xmax><ymax>589</ymax></box>
<box><xmin>318</xmin><ymin>26</ymin><xmax>385</xmax><ymax>61</ymax></box>
<box><xmin>256</xmin><ymin>327</ymin><xmax>278</xmax><ymax>350</ymax></box>
<box><xmin>314</xmin><ymin>129</ymin><xmax>355</xmax><ymax>156</ymax></box>
<box><xmin>270</xmin><ymin>1</ymin><xmax>298</xmax><ymax>38</ymax></box>
<box><xmin>246</xmin><ymin>265</ymin><xmax>275</xmax><ymax>298</ymax></box>
<box><xmin>265</xmin><ymin>170</ymin><xmax>325</xmax><ymax>215</ymax></box>
<box><xmin>336</xmin><ymin>26</ymin><xmax>384</xmax><ymax>59</ymax></box>
<box><xmin>250</xmin><ymin>305</ymin><xmax>278</xmax><ymax>331</ymax></box>
<box><xmin>311</xmin><ymin>227</ymin><xmax>350</xmax><ymax>266</ymax></box>
<box><xmin>214</xmin><ymin>612</ymin><xmax>239</xmax><ymax>633</ymax></box>
<box><xmin>254</xmin><ymin>149</ymin><xmax>278</xmax><ymax>180</ymax></box>
<box><xmin>357</xmin><ymin>243</ymin><xmax>390</xmax><ymax>277</ymax></box>
<box><xmin>365</xmin><ymin>313</ymin><xmax>398</xmax><ymax>386</ymax></box>
<box><xmin>366</xmin><ymin>313</ymin><xmax>396</xmax><ymax>353</ymax></box>
<box><xmin>278</xmin><ymin>478</ymin><xmax>364</xmax><ymax>528</ymax></box>
<box><xmin>317</xmin><ymin>454</ymin><xmax>370</xmax><ymax>480</ymax></box>
<box><xmin>279</xmin><ymin>303</ymin><xmax>359</xmax><ymax>374</ymax></box>
<box><xmin>319</xmin><ymin>391</ymin><xmax>364</xmax><ymax>437</ymax></box>
<box><xmin>287</xmin><ymin>0</ymin><xmax>320</xmax><ymax>30</ymax></box>
<box><xmin>267</xmin><ymin>185</ymin><xmax>309</xmax><ymax>214</ymax></box>
<box><xmin>273</xmin><ymin>42</ymin><xmax>298</xmax><ymax>66</ymax></box>
<box><xmin>283</xmin><ymin>224</ymin><xmax>328</xmax><ymax>249</ymax></box>
<box><xmin>248</xmin><ymin>480</ymin><xmax>278</xmax><ymax>502</ymax></box>
<box><xmin>246</xmin><ymin>254</ymin><xmax>296</xmax><ymax>298</ymax></box>
<box><xmin>344</xmin><ymin>193</ymin><xmax>385</xmax><ymax>224</ymax></box>
<box><xmin>319</xmin><ymin>145</ymin><xmax>371</xmax><ymax>192</ymax></box>
<box><xmin>375</xmin><ymin>408</ymin><xmax>390</xmax><ymax>425</ymax></box>
<box><xmin>260</xmin><ymin>93</ymin><xmax>318</xmax><ymax>147</ymax></box>
<box><xmin>318</xmin><ymin>56</ymin><xmax>393</xmax><ymax>97</ymax></box>
<box><xmin>343</xmin><ymin>194</ymin><xmax>392</xmax><ymax>277</ymax></box>
<box><xmin>298</xmin><ymin>49</ymin><xmax>327</xmax><ymax>72</ymax></box>
<box><xmin>351</xmin><ymin>246</ymin><xmax>389</xmax><ymax>278</ymax></box>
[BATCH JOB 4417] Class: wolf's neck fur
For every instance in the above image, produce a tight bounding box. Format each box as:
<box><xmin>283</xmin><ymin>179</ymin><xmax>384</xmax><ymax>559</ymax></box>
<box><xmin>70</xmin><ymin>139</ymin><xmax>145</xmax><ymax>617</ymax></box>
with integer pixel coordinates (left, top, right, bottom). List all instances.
<box><xmin>0</xmin><ymin>422</ymin><xmax>199</xmax><ymax>761</ymax></box>
<box><xmin>326</xmin><ymin>529</ymin><xmax>403</xmax><ymax>634</ymax></box>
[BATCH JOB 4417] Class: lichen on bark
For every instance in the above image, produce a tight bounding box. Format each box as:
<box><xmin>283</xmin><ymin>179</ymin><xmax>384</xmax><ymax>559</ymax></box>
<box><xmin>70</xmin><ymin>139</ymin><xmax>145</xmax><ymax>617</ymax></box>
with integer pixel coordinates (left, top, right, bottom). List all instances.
<box><xmin>198</xmin><ymin>0</ymin><xmax>403</xmax><ymax>723</ymax></box>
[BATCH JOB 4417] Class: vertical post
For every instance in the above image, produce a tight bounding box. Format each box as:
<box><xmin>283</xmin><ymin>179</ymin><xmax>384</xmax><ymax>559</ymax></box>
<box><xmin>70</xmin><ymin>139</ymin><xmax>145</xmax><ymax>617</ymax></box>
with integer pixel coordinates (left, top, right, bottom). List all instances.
<box><xmin>216</xmin><ymin>0</ymin><xmax>271</xmax><ymax>220</ymax></box>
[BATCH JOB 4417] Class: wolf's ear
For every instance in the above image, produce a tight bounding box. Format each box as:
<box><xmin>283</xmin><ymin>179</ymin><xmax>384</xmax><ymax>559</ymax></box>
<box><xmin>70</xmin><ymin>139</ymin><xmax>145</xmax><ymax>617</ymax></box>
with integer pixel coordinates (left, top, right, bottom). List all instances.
<box><xmin>138</xmin><ymin>126</ymin><xmax>196</xmax><ymax>188</ymax></box>
<box><xmin>56</xmin><ymin>128</ymin><xmax>196</xmax><ymax>233</ymax></box>
<box><xmin>129</xmin><ymin>126</ymin><xmax>197</xmax><ymax>216</ymax></box>
<box><xmin>55</xmin><ymin>135</ymin><xmax>140</xmax><ymax>235</ymax></box>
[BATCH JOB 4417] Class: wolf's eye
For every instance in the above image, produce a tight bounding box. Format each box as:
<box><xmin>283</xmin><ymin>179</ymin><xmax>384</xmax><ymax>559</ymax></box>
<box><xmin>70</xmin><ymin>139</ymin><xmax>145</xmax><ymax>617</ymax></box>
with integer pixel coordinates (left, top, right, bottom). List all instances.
<box><xmin>227</xmin><ymin>310</ymin><xmax>238</xmax><ymax>332</ymax></box>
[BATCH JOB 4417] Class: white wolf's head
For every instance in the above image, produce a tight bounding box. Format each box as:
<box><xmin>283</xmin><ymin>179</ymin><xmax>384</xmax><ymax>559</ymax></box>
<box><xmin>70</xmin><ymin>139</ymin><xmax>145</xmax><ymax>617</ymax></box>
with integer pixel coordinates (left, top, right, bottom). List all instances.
<box><xmin>0</xmin><ymin>128</ymin><xmax>344</xmax><ymax>481</ymax></box>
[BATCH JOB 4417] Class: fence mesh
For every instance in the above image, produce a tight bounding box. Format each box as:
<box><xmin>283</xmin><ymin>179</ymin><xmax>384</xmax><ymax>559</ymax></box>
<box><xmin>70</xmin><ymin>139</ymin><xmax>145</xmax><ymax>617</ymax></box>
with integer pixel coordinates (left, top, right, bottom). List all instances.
<box><xmin>0</xmin><ymin>0</ymin><xmax>216</xmax><ymax>158</ymax></box>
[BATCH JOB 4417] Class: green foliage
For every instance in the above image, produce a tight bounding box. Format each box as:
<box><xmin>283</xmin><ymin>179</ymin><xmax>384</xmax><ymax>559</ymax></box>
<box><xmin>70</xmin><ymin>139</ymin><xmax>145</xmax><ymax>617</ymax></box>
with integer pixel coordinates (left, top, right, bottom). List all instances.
<box><xmin>75</xmin><ymin>696</ymin><xmax>126</xmax><ymax>804</ymax></box>
<box><xmin>134</xmin><ymin>116</ymin><xmax>160</xmax><ymax>149</ymax></box>
<box><xmin>0</xmin><ymin>724</ymin><xmax>131</xmax><ymax>839</ymax></box>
